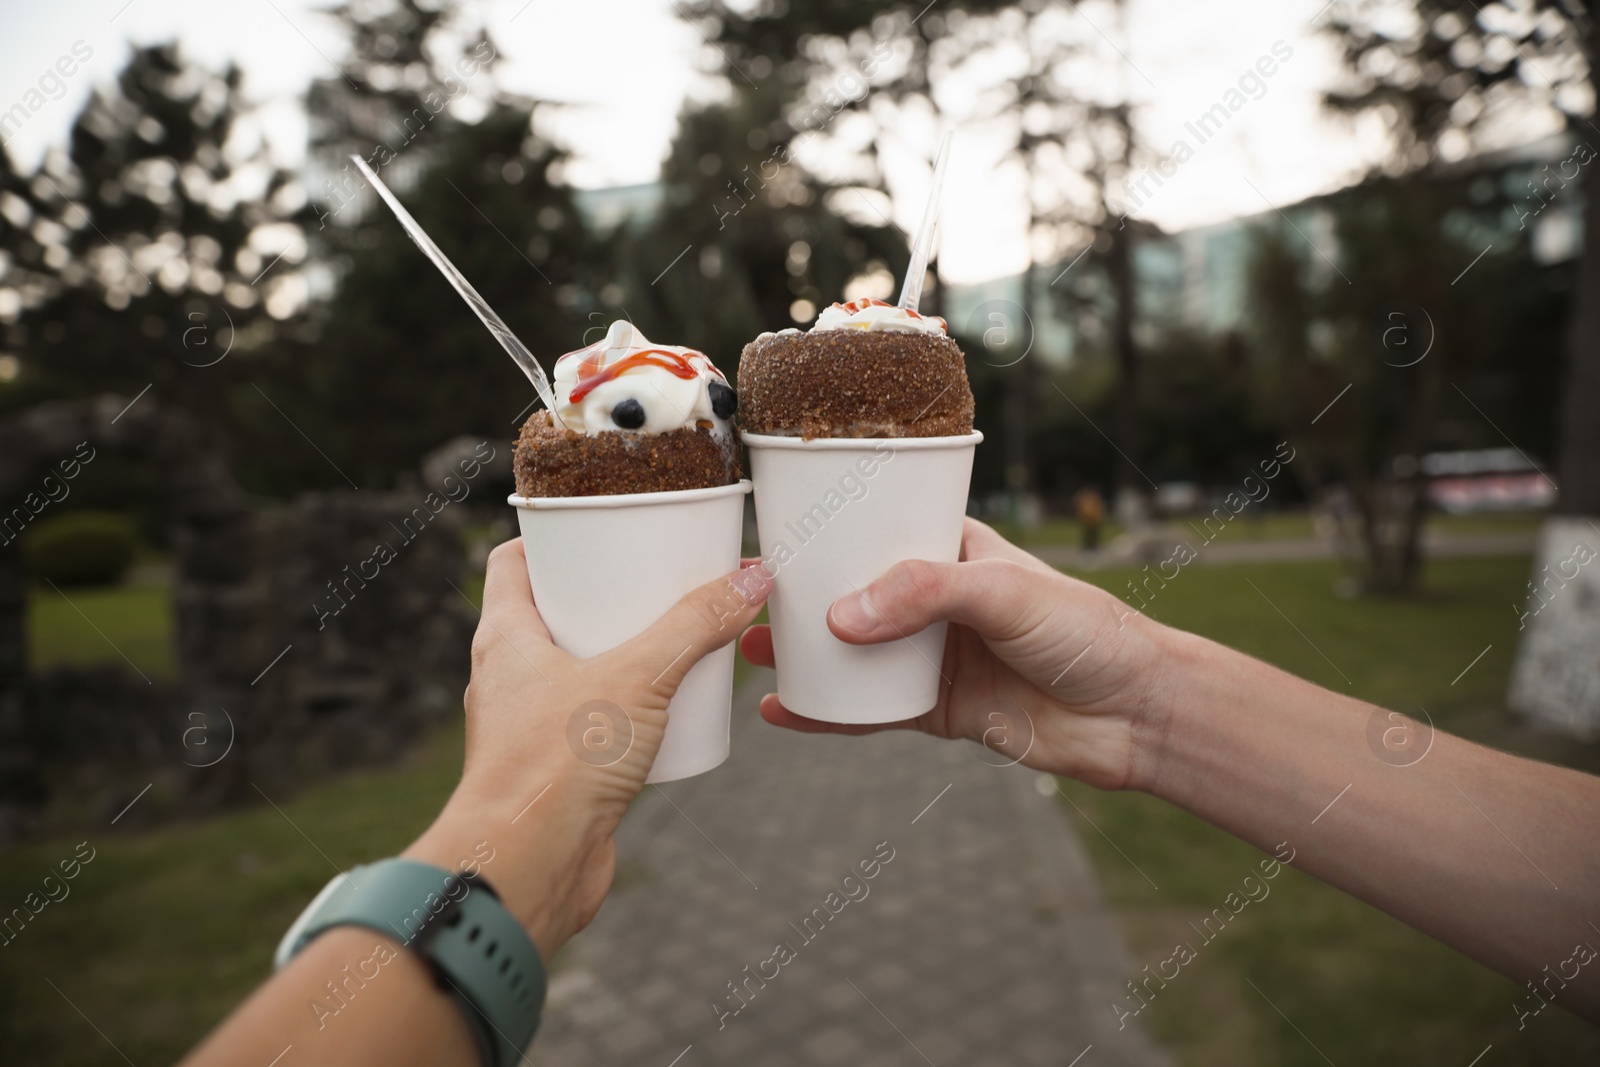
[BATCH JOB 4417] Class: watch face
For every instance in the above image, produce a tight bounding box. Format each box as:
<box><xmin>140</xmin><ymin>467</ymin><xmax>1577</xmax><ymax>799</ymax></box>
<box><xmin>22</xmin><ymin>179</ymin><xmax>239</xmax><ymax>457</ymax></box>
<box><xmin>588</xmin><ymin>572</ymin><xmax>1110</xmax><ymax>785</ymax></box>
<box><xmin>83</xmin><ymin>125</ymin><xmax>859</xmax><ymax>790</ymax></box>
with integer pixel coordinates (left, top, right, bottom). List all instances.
<box><xmin>274</xmin><ymin>871</ymin><xmax>352</xmax><ymax>970</ymax></box>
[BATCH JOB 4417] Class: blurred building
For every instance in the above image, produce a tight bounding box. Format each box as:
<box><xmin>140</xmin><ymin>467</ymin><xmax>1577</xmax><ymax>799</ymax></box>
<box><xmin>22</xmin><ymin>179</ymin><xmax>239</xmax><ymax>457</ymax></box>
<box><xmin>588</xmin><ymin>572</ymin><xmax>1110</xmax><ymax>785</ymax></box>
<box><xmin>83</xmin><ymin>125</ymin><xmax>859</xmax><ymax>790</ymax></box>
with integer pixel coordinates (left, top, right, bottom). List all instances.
<box><xmin>572</xmin><ymin>182</ymin><xmax>664</xmax><ymax>234</ymax></box>
<box><xmin>942</xmin><ymin>131</ymin><xmax>1585</xmax><ymax>363</ymax></box>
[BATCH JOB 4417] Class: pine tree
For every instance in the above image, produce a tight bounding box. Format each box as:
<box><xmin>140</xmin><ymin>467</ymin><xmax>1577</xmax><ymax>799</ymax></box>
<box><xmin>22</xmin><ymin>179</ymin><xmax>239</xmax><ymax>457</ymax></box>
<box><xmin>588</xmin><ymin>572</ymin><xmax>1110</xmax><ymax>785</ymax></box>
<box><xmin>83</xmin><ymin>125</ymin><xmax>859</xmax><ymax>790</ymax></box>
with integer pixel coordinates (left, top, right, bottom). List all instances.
<box><xmin>276</xmin><ymin>1</ymin><xmax>593</xmax><ymax>487</ymax></box>
<box><xmin>0</xmin><ymin>44</ymin><xmax>305</xmax><ymax>437</ymax></box>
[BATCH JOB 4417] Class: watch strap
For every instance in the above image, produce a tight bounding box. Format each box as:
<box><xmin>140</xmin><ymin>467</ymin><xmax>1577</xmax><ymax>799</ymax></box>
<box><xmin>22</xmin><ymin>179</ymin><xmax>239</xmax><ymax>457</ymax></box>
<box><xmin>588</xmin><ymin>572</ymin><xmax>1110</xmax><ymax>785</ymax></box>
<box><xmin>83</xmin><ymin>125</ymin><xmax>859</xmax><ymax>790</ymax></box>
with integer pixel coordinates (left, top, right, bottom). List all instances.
<box><xmin>275</xmin><ymin>859</ymin><xmax>544</xmax><ymax>1067</ymax></box>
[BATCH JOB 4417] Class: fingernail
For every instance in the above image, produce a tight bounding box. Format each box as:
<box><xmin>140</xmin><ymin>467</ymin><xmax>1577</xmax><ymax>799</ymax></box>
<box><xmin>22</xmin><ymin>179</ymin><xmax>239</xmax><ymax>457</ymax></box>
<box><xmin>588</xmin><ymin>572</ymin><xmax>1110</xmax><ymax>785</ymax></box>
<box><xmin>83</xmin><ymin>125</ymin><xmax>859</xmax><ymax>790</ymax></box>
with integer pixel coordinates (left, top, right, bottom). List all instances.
<box><xmin>729</xmin><ymin>563</ymin><xmax>773</xmax><ymax>606</ymax></box>
<box><xmin>829</xmin><ymin>590</ymin><xmax>884</xmax><ymax>635</ymax></box>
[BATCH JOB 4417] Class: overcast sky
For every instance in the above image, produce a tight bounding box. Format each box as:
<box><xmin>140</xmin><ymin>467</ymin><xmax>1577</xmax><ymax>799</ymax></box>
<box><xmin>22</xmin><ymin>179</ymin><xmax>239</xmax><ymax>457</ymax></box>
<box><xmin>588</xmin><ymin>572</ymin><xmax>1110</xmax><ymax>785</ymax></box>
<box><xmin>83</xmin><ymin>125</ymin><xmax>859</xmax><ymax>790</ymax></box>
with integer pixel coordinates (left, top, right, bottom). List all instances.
<box><xmin>0</xmin><ymin>0</ymin><xmax>1484</xmax><ymax>285</ymax></box>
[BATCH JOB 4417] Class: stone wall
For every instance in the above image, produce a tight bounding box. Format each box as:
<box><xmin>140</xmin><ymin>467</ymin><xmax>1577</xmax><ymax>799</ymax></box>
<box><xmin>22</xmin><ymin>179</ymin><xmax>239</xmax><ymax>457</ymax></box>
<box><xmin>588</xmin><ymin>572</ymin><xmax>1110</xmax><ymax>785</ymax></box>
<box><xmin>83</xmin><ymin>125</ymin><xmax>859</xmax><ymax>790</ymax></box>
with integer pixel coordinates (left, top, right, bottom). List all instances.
<box><xmin>166</xmin><ymin>486</ymin><xmax>478</xmax><ymax>816</ymax></box>
<box><xmin>0</xmin><ymin>397</ymin><xmax>486</xmax><ymax>837</ymax></box>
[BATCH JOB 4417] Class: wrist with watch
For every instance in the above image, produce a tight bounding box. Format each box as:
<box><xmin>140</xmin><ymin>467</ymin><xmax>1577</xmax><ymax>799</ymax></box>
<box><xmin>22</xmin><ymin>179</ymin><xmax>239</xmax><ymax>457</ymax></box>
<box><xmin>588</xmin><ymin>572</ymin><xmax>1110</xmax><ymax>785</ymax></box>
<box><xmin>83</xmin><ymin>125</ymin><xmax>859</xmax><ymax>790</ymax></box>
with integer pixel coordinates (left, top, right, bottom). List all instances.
<box><xmin>275</xmin><ymin>858</ymin><xmax>546</xmax><ymax>1067</ymax></box>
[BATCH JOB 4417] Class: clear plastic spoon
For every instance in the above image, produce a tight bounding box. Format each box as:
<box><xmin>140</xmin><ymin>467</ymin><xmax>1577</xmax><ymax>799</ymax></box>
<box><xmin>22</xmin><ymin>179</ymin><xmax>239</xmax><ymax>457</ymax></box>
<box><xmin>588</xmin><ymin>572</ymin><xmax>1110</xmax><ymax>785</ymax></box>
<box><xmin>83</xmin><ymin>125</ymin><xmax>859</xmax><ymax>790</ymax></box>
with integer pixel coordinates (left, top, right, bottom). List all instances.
<box><xmin>348</xmin><ymin>155</ymin><xmax>565</xmax><ymax>427</ymax></box>
<box><xmin>896</xmin><ymin>131</ymin><xmax>953</xmax><ymax>314</ymax></box>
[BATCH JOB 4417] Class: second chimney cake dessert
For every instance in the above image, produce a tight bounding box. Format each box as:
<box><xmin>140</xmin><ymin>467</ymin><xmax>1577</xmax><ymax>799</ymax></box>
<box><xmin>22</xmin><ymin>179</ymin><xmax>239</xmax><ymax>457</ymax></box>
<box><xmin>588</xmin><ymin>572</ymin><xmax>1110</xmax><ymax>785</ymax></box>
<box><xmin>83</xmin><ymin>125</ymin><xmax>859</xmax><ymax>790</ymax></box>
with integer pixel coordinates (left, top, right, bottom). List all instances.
<box><xmin>738</xmin><ymin>298</ymin><xmax>975</xmax><ymax>440</ymax></box>
<box><xmin>515</xmin><ymin>321</ymin><xmax>741</xmax><ymax>497</ymax></box>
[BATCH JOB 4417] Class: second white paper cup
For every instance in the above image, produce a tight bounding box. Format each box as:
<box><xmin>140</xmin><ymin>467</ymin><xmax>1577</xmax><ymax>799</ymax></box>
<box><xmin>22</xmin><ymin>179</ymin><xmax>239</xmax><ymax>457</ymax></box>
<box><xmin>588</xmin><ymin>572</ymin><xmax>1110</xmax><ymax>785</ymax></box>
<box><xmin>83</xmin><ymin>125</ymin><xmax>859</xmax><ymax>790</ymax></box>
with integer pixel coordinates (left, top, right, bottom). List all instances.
<box><xmin>742</xmin><ymin>432</ymin><xmax>981</xmax><ymax>724</ymax></box>
<box><xmin>509</xmin><ymin>479</ymin><xmax>751</xmax><ymax>783</ymax></box>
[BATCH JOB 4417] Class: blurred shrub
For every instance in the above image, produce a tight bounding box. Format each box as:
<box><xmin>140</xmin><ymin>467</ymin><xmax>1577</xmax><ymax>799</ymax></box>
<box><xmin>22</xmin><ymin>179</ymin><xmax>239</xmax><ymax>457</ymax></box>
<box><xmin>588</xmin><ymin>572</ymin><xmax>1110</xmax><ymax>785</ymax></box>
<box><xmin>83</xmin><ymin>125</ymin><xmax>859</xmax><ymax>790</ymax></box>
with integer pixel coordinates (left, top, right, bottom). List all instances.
<box><xmin>24</xmin><ymin>512</ymin><xmax>139</xmax><ymax>587</ymax></box>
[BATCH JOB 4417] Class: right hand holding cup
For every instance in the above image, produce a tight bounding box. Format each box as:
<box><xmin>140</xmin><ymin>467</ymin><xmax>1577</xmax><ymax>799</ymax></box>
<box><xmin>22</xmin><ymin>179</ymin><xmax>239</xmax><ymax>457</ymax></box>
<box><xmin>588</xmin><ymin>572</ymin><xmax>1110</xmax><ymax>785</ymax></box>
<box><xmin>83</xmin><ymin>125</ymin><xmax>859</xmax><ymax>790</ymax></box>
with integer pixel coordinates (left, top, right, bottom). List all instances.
<box><xmin>739</xmin><ymin>518</ymin><xmax>1174</xmax><ymax>791</ymax></box>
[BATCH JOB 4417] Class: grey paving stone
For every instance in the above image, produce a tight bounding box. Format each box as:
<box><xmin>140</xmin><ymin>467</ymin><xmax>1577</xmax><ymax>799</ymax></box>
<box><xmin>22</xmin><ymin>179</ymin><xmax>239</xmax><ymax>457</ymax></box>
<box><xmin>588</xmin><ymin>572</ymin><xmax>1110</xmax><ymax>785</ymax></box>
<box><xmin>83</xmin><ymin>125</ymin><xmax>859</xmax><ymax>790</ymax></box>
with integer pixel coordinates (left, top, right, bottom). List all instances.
<box><xmin>801</xmin><ymin>1024</ymin><xmax>866</xmax><ymax>1063</ymax></box>
<box><xmin>530</xmin><ymin>671</ymin><xmax>1173</xmax><ymax>1067</ymax></box>
<box><xmin>599</xmin><ymin>1016</ymin><xmax>661</xmax><ymax>1058</ymax></box>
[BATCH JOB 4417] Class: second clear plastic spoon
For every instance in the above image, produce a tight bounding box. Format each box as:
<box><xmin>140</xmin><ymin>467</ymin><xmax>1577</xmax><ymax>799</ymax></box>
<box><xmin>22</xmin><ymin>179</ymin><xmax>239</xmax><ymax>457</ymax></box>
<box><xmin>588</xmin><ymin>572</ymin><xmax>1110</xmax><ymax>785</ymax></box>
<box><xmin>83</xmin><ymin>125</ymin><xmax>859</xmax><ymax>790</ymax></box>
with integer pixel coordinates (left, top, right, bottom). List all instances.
<box><xmin>896</xmin><ymin>131</ymin><xmax>953</xmax><ymax>314</ymax></box>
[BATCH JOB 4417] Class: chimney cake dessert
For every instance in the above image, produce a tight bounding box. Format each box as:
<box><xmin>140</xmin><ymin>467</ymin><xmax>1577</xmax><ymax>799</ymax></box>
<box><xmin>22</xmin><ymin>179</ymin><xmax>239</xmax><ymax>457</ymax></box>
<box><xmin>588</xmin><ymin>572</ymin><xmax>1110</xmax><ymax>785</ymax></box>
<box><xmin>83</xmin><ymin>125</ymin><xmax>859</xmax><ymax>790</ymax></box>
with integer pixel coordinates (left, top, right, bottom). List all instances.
<box><xmin>738</xmin><ymin>298</ymin><xmax>974</xmax><ymax>440</ymax></box>
<box><xmin>515</xmin><ymin>321</ymin><xmax>741</xmax><ymax>497</ymax></box>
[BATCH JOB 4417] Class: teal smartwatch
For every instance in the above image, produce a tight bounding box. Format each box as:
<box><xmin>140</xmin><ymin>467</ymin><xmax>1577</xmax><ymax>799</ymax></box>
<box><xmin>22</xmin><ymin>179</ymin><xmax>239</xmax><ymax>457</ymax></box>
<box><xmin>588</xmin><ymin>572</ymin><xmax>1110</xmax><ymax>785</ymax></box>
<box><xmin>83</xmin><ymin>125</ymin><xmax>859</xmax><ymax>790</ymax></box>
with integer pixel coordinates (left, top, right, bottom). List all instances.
<box><xmin>274</xmin><ymin>858</ymin><xmax>545</xmax><ymax>1067</ymax></box>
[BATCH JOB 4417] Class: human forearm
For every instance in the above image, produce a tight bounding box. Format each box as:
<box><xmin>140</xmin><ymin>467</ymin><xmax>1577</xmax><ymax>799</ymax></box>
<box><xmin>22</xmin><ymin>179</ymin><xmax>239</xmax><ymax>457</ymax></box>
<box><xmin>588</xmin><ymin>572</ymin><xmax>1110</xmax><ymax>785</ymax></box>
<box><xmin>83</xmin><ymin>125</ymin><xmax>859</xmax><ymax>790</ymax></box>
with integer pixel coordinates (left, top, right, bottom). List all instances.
<box><xmin>180</xmin><ymin>804</ymin><xmax>562</xmax><ymax>1067</ymax></box>
<box><xmin>1140</xmin><ymin>626</ymin><xmax>1600</xmax><ymax>1018</ymax></box>
<box><xmin>401</xmin><ymin>779</ymin><xmax>594</xmax><ymax>963</ymax></box>
<box><xmin>183</xmin><ymin>803</ymin><xmax>572</xmax><ymax>1067</ymax></box>
<box><xmin>181</xmin><ymin>926</ymin><xmax>478</xmax><ymax>1067</ymax></box>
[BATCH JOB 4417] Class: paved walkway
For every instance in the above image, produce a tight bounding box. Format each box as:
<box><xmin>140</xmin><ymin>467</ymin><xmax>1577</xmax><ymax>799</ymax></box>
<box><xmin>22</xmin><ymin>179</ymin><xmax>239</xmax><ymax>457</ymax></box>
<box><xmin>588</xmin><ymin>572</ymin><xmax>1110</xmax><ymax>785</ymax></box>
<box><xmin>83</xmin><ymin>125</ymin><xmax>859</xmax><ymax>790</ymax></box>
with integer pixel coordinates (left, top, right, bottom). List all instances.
<box><xmin>531</xmin><ymin>670</ymin><xmax>1172</xmax><ymax>1067</ymax></box>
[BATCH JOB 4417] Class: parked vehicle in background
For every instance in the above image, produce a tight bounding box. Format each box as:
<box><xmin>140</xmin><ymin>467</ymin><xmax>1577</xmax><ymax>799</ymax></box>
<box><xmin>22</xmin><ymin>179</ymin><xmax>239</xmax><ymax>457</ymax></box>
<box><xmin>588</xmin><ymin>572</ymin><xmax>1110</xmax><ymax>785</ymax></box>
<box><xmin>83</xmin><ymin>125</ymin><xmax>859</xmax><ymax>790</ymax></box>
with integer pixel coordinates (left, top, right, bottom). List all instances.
<box><xmin>1423</xmin><ymin>449</ymin><xmax>1557</xmax><ymax>514</ymax></box>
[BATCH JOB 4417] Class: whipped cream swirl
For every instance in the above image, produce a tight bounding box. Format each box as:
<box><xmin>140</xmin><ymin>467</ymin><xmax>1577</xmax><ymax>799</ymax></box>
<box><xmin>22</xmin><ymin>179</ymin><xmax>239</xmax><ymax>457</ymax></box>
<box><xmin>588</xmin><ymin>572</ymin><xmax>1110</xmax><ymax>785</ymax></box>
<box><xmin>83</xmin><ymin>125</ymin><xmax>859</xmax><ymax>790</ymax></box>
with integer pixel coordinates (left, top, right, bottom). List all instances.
<box><xmin>553</xmin><ymin>321</ymin><xmax>734</xmax><ymax>436</ymax></box>
<box><xmin>812</xmin><ymin>297</ymin><xmax>947</xmax><ymax>335</ymax></box>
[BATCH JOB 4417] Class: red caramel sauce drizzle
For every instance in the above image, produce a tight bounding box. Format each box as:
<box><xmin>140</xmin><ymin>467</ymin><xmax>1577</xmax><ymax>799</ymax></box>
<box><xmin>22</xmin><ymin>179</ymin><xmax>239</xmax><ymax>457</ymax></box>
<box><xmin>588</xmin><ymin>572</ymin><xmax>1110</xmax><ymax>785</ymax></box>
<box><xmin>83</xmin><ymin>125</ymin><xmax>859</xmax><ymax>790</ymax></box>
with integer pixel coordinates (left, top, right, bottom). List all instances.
<box><xmin>828</xmin><ymin>297</ymin><xmax>948</xmax><ymax>332</ymax></box>
<box><xmin>559</xmin><ymin>339</ymin><xmax>725</xmax><ymax>405</ymax></box>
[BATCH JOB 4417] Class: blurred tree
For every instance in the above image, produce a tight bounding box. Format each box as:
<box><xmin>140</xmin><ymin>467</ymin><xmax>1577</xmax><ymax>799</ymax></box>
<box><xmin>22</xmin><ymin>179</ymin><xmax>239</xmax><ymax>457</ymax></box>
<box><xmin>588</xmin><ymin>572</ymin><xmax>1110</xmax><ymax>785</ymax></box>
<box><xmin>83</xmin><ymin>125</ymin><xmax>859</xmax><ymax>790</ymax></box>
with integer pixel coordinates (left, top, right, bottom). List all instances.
<box><xmin>259</xmin><ymin>1</ymin><xmax>592</xmax><ymax>490</ymax></box>
<box><xmin>1011</xmin><ymin>4</ymin><xmax>1144</xmax><ymax>521</ymax></box>
<box><xmin>899</xmin><ymin>2</ymin><xmax>1147</xmax><ymax>520</ymax></box>
<box><xmin>1327</xmin><ymin>0</ymin><xmax>1594</xmax><ymax>505</ymax></box>
<box><xmin>1139</xmin><ymin>328</ymin><xmax>1284</xmax><ymax>489</ymax></box>
<box><xmin>706</xmin><ymin>0</ymin><xmax>1006</xmax><ymax>323</ymax></box>
<box><xmin>622</xmin><ymin>2</ymin><xmax>930</xmax><ymax>372</ymax></box>
<box><xmin>616</xmin><ymin>97</ymin><xmax>906</xmax><ymax>369</ymax></box>
<box><xmin>0</xmin><ymin>44</ymin><xmax>306</xmax><ymax>441</ymax></box>
<box><xmin>1325</xmin><ymin>0</ymin><xmax>1599</xmax><ymax>723</ymax></box>
<box><xmin>289</xmin><ymin>102</ymin><xmax>595</xmax><ymax>488</ymax></box>
<box><xmin>301</xmin><ymin>0</ymin><xmax>507</xmax><ymax>230</ymax></box>
<box><xmin>1245</xmin><ymin>173</ymin><xmax>1563</xmax><ymax>592</ymax></box>
<box><xmin>696</xmin><ymin>0</ymin><xmax>1150</xmax><ymax>517</ymax></box>
<box><xmin>0</xmin><ymin>45</ymin><xmax>305</xmax><ymax>766</ymax></box>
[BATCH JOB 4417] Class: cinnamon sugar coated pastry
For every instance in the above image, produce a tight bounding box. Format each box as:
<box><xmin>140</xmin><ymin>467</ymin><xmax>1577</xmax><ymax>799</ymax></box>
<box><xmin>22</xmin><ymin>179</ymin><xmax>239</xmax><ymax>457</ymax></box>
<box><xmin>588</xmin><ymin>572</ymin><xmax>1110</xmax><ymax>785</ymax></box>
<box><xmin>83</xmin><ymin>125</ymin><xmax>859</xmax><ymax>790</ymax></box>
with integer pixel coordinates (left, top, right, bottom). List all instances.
<box><xmin>513</xmin><ymin>321</ymin><xmax>741</xmax><ymax>498</ymax></box>
<box><xmin>738</xmin><ymin>299</ymin><xmax>975</xmax><ymax>439</ymax></box>
<box><xmin>514</xmin><ymin>412</ymin><xmax>739</xmax><ymax>497</ymax></box>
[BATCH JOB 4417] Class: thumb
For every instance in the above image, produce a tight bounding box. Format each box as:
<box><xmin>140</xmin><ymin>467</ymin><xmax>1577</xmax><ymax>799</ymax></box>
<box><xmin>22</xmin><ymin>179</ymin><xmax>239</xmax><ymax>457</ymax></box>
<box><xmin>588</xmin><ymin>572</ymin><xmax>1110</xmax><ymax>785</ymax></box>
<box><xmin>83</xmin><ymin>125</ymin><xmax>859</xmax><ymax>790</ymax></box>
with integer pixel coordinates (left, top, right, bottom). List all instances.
<box><xmin>827</xmin><ymin>558</ymin><xmax>1046</xmax><ymax>645</ymax></box>
<box><xmin>605</xmin><ymin>564</ymin><xmax>773</xmax><ymax>697</ymax></box>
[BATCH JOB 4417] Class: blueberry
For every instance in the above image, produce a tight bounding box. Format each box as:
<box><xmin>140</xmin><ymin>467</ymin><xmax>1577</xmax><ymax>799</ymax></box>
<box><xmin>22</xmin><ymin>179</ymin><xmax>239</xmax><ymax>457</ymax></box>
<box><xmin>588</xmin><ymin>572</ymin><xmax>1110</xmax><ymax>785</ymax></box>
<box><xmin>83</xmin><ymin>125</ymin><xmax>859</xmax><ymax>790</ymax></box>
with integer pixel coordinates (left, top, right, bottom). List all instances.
<box><xmin>709</xmin><ymin>381</ymin><xmax>737</xmax><ymax>420</ymax></box>
<box><xmin>611</xmin><ymin>398</ymin><xmax>646</xmax><ymax>429</ymax></box>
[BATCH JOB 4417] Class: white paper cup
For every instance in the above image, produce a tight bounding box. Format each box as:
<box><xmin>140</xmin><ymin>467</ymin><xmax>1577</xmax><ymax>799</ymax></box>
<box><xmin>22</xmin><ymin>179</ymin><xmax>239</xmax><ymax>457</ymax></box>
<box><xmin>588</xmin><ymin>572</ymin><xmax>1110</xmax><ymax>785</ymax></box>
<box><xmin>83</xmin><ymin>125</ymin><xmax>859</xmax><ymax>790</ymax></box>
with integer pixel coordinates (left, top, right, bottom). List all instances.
<box><xmin>742</xmin><ymin>432</ymin><xmax>981</xmax><ymax>724</ymax></box>
<box><xmin>509</xmin><ymin>479</ymin><xmax>752</xmax><ymax>783</ymax></box>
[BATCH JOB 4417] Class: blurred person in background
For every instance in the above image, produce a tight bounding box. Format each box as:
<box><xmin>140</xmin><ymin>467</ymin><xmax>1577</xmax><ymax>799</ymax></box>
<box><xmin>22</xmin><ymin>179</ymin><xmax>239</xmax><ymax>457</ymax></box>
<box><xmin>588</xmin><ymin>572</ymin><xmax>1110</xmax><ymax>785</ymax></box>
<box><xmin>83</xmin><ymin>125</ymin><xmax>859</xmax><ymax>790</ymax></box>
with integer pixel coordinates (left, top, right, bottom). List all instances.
<box><xmin>1075</xmin><ymin>485</ymin><xmax>1106</xmax><ymax>550</ymax></box>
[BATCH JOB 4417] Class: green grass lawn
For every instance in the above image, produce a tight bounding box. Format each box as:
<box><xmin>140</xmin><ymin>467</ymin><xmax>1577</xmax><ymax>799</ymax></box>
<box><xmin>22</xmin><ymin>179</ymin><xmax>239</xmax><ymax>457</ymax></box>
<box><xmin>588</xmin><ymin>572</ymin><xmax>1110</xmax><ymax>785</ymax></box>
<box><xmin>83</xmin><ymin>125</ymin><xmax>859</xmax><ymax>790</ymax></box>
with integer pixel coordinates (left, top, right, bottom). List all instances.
<box><xmin>994</xmin><ymin>511</ymin><xmax>1314</xmax><ymax>547</ymax></box>
<box><xmin>1430</xmin><ymin>509</ymin><xmax>1548</xmax><ymax>536</ymax></box>
<box><xmin>997</xmin><ymin>507</ymin><xmax>1546</xmax><ymax>550</ymax></box>
<box><xmin>993</xmin><ymin>516</ymin><xmax>1129</xmax><ymax>547</ymax></box>
<box><xmin>1058</xmin><ymin>553</ymin><xmax>1600</xmax><ymax>1066</ymax></box>
<box><xmin>0</xmin><ymin>730</ymin><xmax>467</xmax><ymax>1066</ymax></box>
<box><xmin>27</xmin><ymin>581</ymin><xmax>176</xmax><ymax>679</ymax></box>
